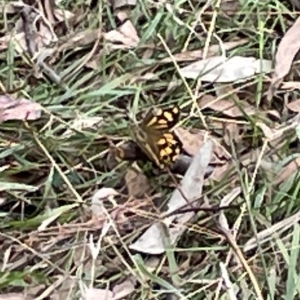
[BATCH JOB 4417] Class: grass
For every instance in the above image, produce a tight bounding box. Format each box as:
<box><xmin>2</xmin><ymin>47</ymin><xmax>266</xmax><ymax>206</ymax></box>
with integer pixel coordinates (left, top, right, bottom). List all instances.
<box><xmin>1</xmin><ymin>0</ymin><xmax>300</xmax><ymax>299</ymax></box>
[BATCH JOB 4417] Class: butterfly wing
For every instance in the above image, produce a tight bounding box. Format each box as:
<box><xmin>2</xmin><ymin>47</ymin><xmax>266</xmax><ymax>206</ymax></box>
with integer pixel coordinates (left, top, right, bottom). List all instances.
<box><xmin>133</xmin><ymin>105</ymin><xmax>182</xmax><ymax>168</ymax></box>
<box><xmin>142</xmin><ymin>105</ymin><xmax>181</xmax><ymax>132</ymax></box>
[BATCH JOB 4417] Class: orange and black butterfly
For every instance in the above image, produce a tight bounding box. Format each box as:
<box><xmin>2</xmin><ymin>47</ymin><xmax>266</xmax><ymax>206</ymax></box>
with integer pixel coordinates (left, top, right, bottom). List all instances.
<box><xmin>132</xmin><ymin>105</ymin><xmax>182</xmax><ymax>169</ymax></box>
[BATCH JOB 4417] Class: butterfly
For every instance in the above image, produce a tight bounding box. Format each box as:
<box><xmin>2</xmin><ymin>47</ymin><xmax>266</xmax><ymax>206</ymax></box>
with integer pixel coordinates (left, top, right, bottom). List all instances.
<box><xmin>132</xmin><ymin>105</ymin><xmax>182</xmax><ymax>169</ymax></box>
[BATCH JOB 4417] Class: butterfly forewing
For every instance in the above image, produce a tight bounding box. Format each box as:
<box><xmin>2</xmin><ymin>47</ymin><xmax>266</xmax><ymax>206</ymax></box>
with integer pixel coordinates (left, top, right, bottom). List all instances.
<box><xmin>142</xmin><ymin>106</ymin><xmax>181</xmax><ymax>131</ymax></box>
<box><xmin>133</xmin><ymin>105</ymin><xmax>182</xmax><ymax>168</ymax></box>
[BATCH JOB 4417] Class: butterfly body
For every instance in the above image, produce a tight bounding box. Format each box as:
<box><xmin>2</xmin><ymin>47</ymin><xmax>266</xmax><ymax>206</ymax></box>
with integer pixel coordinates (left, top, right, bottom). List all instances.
<box><xmin>132</xmin><ymin>105</ymin><xmax>182</xmax><ymax>169</ymax></box>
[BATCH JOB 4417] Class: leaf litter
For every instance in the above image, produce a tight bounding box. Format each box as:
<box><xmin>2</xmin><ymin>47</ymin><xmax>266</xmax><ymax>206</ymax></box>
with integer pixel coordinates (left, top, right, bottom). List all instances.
<box><xmin>2</xmin><ymin>0</ymin><xmax>300</xmax><ymax>299</ymax></box>
<box><xmin>129</xmin><ymin>140</ymin><xmax>213</xmax><ymax>254</ymax></box>
<box><xmin>179</xmin><ymin>55</ymin><xmax>272</xmax><ymax>82</ymax></box>
<box><xmin>0</xmin><ymin>95</ymin><xmax>42</xmax><ymax>122</ymax></box>
<box><xmin>268</xmin><ymin>16</ymin><xmax>300</xmax><ymax>100</ymax></box>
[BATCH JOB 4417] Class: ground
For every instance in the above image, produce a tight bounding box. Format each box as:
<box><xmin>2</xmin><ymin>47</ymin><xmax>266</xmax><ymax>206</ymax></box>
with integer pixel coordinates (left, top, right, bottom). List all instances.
<box><xmin>1</xmin><ymin>0</ymin><xmax>300</xmax><ymax>299</ymax></box>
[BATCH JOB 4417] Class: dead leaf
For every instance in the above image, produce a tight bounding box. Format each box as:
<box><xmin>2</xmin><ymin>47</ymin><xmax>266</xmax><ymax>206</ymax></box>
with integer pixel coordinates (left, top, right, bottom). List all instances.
<box><xmin>206</xmin><ymin>162</ymin><xmax>232</xmax><ymax>183</ymax></box>
<box><xmin>86</xmin><ymin>20</ymin><xmax>139</xmax><ymax>68</ymax></box>
<box><xmin>0</xmin><ymin>294</ymin><xmax>28</xmax><ymax>300</ymax></box>
<box><xmin>282</xmin><ymin>81</ymin><xmax>300</xmax><ymax>90</ymax></box>
<box><xmin>53</xmin><ymin>8</ymin><xmax>74</xmax><ymax>22</ymax></box>
<box><xmin>20</xmin><ymin>5</ymin><xmax>57</xmax><ymax>57</ymax></box>
<box><xmin>179</xmin><ymin>56</ymin><xmax>272</xmax><ymax>82</ymax></box>
<box><xmin>2</xmin><ymin>0</ymin><xmax>73</xmax><ymax>23</ymax></box>
<box><xmin>1</xmin><ymin>1</ymin><xmax>26</xmax><ymax>13</ymax></box>
<box><xmin>112</xmin><ymin>277</ymin><xmax>136</xmax><ymax>299</ymax></box>
<box><xmin>25</xmin><ymin>284</ymin><xmax>49</xmax><ymax>300</ymax></box>
<box><xmin>266</xmin><ymin>109</ymin><xmax>281</xmax><ymax>121</ymax></box>
<box><xmin>91</xmin><ymin>188</ymin><xmax>119</xmax><ymax>219</ymax></box>
<box><xmin>0</xmin><ymin>96</ymin><xmax>42</xmax><ymax>122</ymax></box>
<box><xmin>0</xmin><ymin>1</ymin><xmax>72</xmax><ymax>58</ymax></box>
<box><xmin>256</xmin><ymin>122</ymin><xmax>289</xmax><ymax>141</ymax></box>
<box><xmin>0</xmin><ymin>32</ymin><xmax>27</xmax><ymax>53</ymax></box>
<box><xmin>104</xmin><ymin>20</ymin><xmax>139</xmax><ymax>47</ymax></box>
<box><xmin>175</xmin><ymin>127</ymin><xmax>207</xmax><ymax>156</ymax></box>
<box><xmin>62</xmin><ymin>116</ymin><xmax>103</xmax><ymax>137</ymax></box>
<box><xmin>220</xmin><ymin>0</ymin><xmax>240</xmax><ymax>16</ymax></box>
<box><xmin>113</xmin><ymin>0</ymin><xmax>137</xmax><ymax>9</ymax></box>
<box><xmin>160</xmin><ymin>39</ymin><xmax>248</xmax><ymax>63</ymax></box>
<box><xmin>256</xmin><ymin>123</ymin><xmax>277</xmax><ymax>139</ymax></box>
<box><xmin>286</xmin><ymin>99</ymin><xmax>300</xmax><ymax>112</ymax></box>
<box><xmin>199</xmin><ymin>95</ymin><xmax>256</xmax><ymax>117</ymax></box>
<box><xmin>275</xmin><ymin>157</ymin><xmax>300</xmax><ymax>185</ymax></box>
<box><xmin>291</xmin><ymin>0</ymin><xmax>300</xmax><ymax>8</ymax></box>
<box><xmin>81</xmin><ymin>288</ymin><xmax>113</xmax><ymax>300</ymax></box>
<box><xmin>57</xmin><ymin>29</ymin><xmax>100</xmax><ymax>55</ymax></box>
<box><xmin>37</xmin><ymin>0</ymin><xmax>56</xmax><ymax>24</ymax></box>
<box><xmin>268</xmin><ymin>16</ymin><xmax>300</xmax><ymax>100</ymax></box>
<box><xmin>175</xmin><ymin>127</ymin><xmax>231</xmax><ymax>163</ymax></box>
<box><xmin>118</xmin><ymin>18</ymin><xmax>139</xmax><ymax>43</ymax></box>
<box><xmin>125</xmin><ymin>167</ymin><xmax>151</xmax><ymax>198</ymax></box>
<box><xmin>223</xmin><ymin>123</ymin><xmax>241</xmax><ymax>145</ymax></box>
<box><xmin>85</xmin><ymin>52</ymin><xmax>104</xmax><ymax>69</ymax></box>
<box><xmin>83</xmin><ymin>16</ymin><xmax>140</xmax><ymax>69</ymax></box>
<box><xmin>129</xmin><ymin>141</ymin><xmax>213</xmax><ymax>254</ymax></box>
<box><xmin>128</xmin><ymin>73</ymin><xmax>159</xmax><ymax>84</ymax></box>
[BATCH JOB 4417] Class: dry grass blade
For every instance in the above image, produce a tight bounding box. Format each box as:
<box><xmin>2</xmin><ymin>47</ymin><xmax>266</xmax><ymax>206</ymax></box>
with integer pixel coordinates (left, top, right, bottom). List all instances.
<box><xmin>219</xmin><ymin>228</ymin><xmax>264</xmax><ymax>300</ymax></box>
